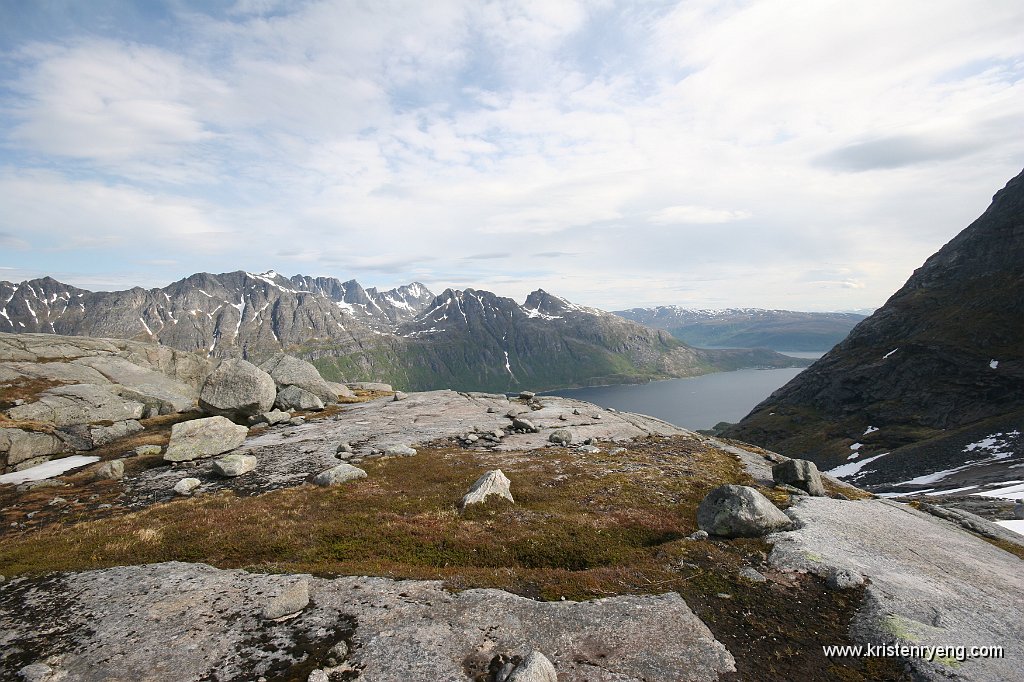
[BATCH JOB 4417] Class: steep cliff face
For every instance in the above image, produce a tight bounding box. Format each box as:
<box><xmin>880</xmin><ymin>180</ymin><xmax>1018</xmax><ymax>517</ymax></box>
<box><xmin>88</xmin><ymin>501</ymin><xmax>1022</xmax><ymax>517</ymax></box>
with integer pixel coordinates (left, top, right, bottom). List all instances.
<box><xmin>725</xmin><ymin>169</ymin><xmax>1024</xmax><ymax>482</ymax></box>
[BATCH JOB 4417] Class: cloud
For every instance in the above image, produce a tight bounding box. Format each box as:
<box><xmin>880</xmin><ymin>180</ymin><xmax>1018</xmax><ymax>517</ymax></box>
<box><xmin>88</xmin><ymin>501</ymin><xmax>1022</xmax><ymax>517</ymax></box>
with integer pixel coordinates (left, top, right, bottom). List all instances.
<box><xmin>462</xmin><ymin>252</ymin><xmax>511</xmax><ymax>260</ymax></box>
<box><xmin>648</xmin><ymin>205</ymin><xmax>752</xmax><ymax>225</ymax></box>
<box><xmin>0</xmin><ymin>232</ymin><xmax>30</xmax><ymax>250</ymax></box>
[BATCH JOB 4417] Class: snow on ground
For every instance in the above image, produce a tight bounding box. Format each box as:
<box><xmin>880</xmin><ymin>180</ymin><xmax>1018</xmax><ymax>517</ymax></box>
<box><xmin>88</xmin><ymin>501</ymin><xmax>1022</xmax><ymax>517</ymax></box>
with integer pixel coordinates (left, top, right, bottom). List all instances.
<box><xmin>849</xmin><ymin>442</ymin><xmax>863</xmax><ymax>451</ymax></box>
<box><xmin>882</xmin><ymin>348</ymin><xmax>898</xmax><ymax>359</ymax></box>
<box><xmin>990</xmin><ymin>359</ymin><xmax>999</xmax><ymax>369</ymax></box>
<box><xmin>863</xmin><ymin>426</ymin><xmax>878</xmax><ymax>435</ymax></box>
<box><xmin>996</xmin><ymin>520</ymin><xmax>1024</xmax><ymax>536</ymax></box>
<box><xmin>925</xmin><ymin>485</ymin><xmax>978</xmax><ymax>495</ymax></box>
<box><xmin>895</xmin><ymin>432</ymin><xmax>1022</xmax><ymax>486</ymax></box>
<box><xmin>0</xmin><ymin>456</ymin><xmax>100</xmax><ymax>484</ymax></box>
<box><xmin>972</xmin><ymin>481</ymin><xmax>1024</xmax><ymax>500</ymax></box>
<box><xmin>826</xmin><ymin>452</ymin><xmax>889</xmax><ymax>479</ymax></box>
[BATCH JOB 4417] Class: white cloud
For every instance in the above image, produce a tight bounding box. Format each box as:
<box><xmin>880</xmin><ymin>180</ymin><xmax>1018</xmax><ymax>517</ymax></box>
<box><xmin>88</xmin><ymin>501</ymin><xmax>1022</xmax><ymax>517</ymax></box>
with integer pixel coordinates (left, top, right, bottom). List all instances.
<box><xmin>649</xmin><ymin>205</ymin><xmax>752</xmax><ymax>225</ymax></box>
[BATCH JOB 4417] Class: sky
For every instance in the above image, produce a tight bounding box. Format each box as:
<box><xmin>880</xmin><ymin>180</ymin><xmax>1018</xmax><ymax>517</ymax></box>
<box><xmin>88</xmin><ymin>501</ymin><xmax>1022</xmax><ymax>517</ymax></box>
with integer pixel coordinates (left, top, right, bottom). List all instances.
<box><xmin>1</xmin><ymin>0</ymin><xmax>1022</xmax><ymax>312</ymax></box>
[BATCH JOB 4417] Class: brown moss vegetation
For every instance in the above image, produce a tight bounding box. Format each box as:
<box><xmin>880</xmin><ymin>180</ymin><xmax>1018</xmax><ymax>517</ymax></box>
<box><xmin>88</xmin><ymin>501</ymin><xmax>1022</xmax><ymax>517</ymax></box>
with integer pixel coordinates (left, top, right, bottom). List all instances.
<box><xmin>0</xmin><ymin>434</ymin><xmax>906</xmax><ymax>681</ymax></box>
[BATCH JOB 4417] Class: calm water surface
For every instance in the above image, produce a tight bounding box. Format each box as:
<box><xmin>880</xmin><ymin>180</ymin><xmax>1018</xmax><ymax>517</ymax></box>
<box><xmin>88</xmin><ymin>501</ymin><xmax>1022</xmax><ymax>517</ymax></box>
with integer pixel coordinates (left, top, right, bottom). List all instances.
<box><xmin>544</xmin><ymin>352</ymin><xmax>823</xmax><ymax>431</ymax></box>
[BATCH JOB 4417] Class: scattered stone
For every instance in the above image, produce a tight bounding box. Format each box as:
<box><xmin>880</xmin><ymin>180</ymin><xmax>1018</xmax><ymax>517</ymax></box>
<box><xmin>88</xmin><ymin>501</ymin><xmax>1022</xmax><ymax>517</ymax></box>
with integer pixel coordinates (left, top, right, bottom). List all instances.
<box><xmin>262</xmin><ymin>579</ymin><xmax>310</xmax><ymax>620</ymax></box>
<box><xmin>48</xmin><ymin>497</ymin><xmax>67</xmax><ymax>506</ymax></box>
<box><xmin>609</xmin><ymin>447</ymin><xmax>626</xmax><ymax>455</ymax></box>
<box><xmin>199</xmin><ymin>359</ymin><xmax>276</xmax><ymax>419</ymax></box>
<box><xmin>772</xmin><ymin>458</ymin><xmax>826</xmax><ymax>497</ymax></box>
<box><xmin>511</xmin><ymin>417</ymin><xmax>539</xmax><ymax>433</ymax></box>
<box><xmin>289</xmin><ymin>417</ymin><xmax>305</xmax><ymax>426</ymax></box>
<box><xmin>312</xmin><ymin>463</ymin><xmax>367</xmax><ymax>487</ymax></box>
<box><xmin>327</xmin><ymin>640</ymin><xmax>349</xmax><ymax>664</ymax></box>
<box><xmin>1015</xmin><ymin>499</ymin><xmax>1024</xmax><ymax>520</ymax></box>
<box><xmin>687</xmin><ymin>530</ymin><xmax>709</xmax><ymax>541</ymax></box>
<box><xmin>164</xmin><ymin>416</ymin><xmax>248</xmax><ymax>462</ymax></box>
<box><xmin>212</xmin><ymin>454</ymin><xmax>258</xmax><ymax>477</ymax></box>
<box><xmin>325</xmin><ymin>381</ymin><xmax>356</xmax><ymax>399</ymax></box>
<box><xmin>460</xmin><ymin>469</ymin><xmax>514</xmax><ymax>508</ymax></box>
<box><xmin>134</xmin><ymin>444</ymin><xmax>162</xmax><ymax>457</ymax></box>
<box><xmin>558</xmin><ymin>414</ymin><xmax>568</xmax><ymax>421</ymax></box>
<box><xmin>519</xmin><ymin>391</ymin><xmax>536</xmax><ymax>400</ymax></box>
<box><xmin>393</xmin><ymin>391</ymin><xmax>408</xmax><ymax>401</ymax></box>
<box><xmin>173</xmin><ymin>478</ymin><xmax>201</xmax><ymax>496</ymax></box>
<box><xmin>18</xmin><ymin>663</ymin><xmax>54</xmax><ymax>682</ymax></box>
<box><xmin>335</xmin><ymin>442</ymin><xmax>353</xmax><ymax>454</ymax></box>
<box><xmin>572</xmin><ymin>408</ymin><xmax>580</xmax><ymax>415</ymax></box>
<box><xmin>593</xmin><ymin>414</ymin><xmax>602</xmax><ymax>419</ymax></box>
<box><xmin>384</xmin><ymin>444</ymin><xmax>416</xmax><ymax>457</ymax></box>
<box><xmin>697</xmin><ymin>485</ymin><xmax>793</xmax><ymax>538</ymax></box>
<box><xmin>486</xmin><ymin>407</ymin><xmax>498</xmax><ymax>413</ymax></box>
<box><xmin>548</xmin><ymin>429</ymin><xmax>573</xmax><ymax>446</ymax></box>
<box><xmin>307</xmin><ymin>670</ymin><xmax>329</xmax><ymax>682</ymax></box>
<box><xmin>577</xmin><ymin>445</ymin><xmax>600</xmax><ymax>454</ymax></box>
<box><xmin>826</xmin><ymin>568</ymin><xmax>865</xmax><ymax>590</ymax></box>
<box><xmin>506</xmin><ymin>650</ymin><xmax>558</xmax><ymax>682</ymax></box>
<box><xmin>739</xmin><ymin>567</ymin><xmax>767</xmax><ymax>583</ymax></box>
<box><xmin>94</xmin><ymin>460</ymin><xmax>125</xmax><ymax>481</ymax></box>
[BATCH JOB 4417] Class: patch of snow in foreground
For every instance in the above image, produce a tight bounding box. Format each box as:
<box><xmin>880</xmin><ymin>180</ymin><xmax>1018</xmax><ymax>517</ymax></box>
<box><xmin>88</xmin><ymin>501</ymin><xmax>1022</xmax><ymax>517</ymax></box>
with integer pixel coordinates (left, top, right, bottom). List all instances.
<box><xmin>996</xmin><ymin>520</ymin><xmax>1024</xmax><ymax>536</ymax></box>
<box><xmin>972</xmin><ymin>481</ymin><xmax>1024</xmax><ymax>500</ymax></box>
<box><xmin>0</xmin><ymin>456</ymin><xmax>100</xmax><ymax>484</ymax></box>
<box><xmin>826</xmin><ymin>452</ymin><xmax>889</xmax><ymax>479</ymax></box>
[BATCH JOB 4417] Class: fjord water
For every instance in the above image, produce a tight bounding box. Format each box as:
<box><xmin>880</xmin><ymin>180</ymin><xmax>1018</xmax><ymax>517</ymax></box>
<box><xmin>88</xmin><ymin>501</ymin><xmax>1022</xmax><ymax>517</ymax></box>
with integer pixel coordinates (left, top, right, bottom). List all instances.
<box><xmin>545</xmin><ymin>352</ymin><xmax>822</xmax><ymax>431</ymax></box>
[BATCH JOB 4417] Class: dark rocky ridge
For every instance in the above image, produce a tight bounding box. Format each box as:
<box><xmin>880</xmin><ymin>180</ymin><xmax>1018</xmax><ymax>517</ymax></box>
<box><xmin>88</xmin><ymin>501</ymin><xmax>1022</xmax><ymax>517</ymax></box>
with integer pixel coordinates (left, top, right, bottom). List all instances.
<box><xmin>725</xmin><ymin>168</ymin><xmax>1024</xmax><ymax>484</ymax></box>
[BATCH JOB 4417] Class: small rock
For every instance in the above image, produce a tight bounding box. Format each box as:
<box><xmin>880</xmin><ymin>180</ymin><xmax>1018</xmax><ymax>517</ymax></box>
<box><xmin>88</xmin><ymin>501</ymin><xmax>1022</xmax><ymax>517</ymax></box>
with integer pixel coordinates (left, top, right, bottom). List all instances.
<box><xmin>262</xmin><ymin>410</ymin><xmax>291</xmax><ymax>426</ymax></box>
<box><xmin>506</xmin><ymin>650</ymin><xmax>557</xmax><ymax>682</ymax></box>
<box><xmin>12</xmin><ymin>398</ymin><xmax>25</xmax><ymax>406</ymax></box>
<box><xmin>772</xmin><ymin>458</ymin><xmax>826</xmax><ymax>497</ymax></box>
<box><xmin>134</xmin><ymin>444</ymin><xmax>162</xmax><ymax>457</ymax></box>
<box><xmin>572</xmin><ymin>408</ymin><xmax>580</xmax><ymax>415</ymax></box>
<box><xmin>609</xmin><ymin>447</ymin><xmax>626</xmax><ymax>455</ymax></box>
<box><xmin>335</xmin><ymin>442</ymin><xmax>353</xmax><ymax>454</ymax></box>
<box><xmin>774</xmin><ymin>483</ymin><xmax>808</xmax><ymax>496</ymax></box>
<box><xmin>18</xmin><ymin>663</ymin><xmax>54</xmax><ymax>682</ymax></box>
<box><xmin>307</xmin><ymin>671</ymin><xmax>329</xmax><ymax>682</ymax></box>
<box><xmin>558</xmin><ymin>414</ymin><xmax>568</xmax><ymax>421</ymax></box>
<box><xmin>384</xmin><ymin>444</ymin><xmax>417</xmax><ymax>457</ymax></box>
<box><xmin>577</xmin><ymin>445</ymin><xmax>600</xmax><ymax>454</ymax></box>
<box><xmin>686</xmin><ymin>530</ymin><xmax>709</xmax><ymax>541</ymax></box>
<box><xmin>592</xmin><ymin>414</ymin><xmax>602</xmax><ymax>419</ymax></box>
<box><xmin>48</xmin><ymin>497</ymin><xmax>67</xmax><ymax>506</ymax></box>
<box><xmin>548</xmin><ymin>429</ymin><xmax>573</xmax><ymax>446</ymax></box>
<box><xmin>173</xmin><ymin>478</ymin><xmax>201</xmax><ymax>496</ymax></box>
<box><xmin>519</xmin><ymin>391</ymin><xmax>536</xmax><ymax>400</ymax></box>
<box><xmin>460</xmin><ymin>469</ymin><xmax>514</xmax><ymax>508</ymax></box>
<box><xmin>313</xmin><ymin>463</ymin><xmax>367</xmax><ymax>486</ymax></box>
<box><xmin>212</xmin><ymin>454</ymin><xmax>257</xmax><ymax>477</ymax></box>
<box><xmin>716</xmin><ymin>593</ymin><xmax>732</xmax><ymax>599</ymax></box>
<box><xmin>826</xmin><ymin>568</ymin><xmax>865</xmax><ymax>590</ymax></box>
<box><xmin>511</xmin><ymin>417</ymin><xmax>539</xmax><ymax>433</ymax></box>
<box><xmin>94</xmin><ymin>460</ymin><xmax>125</xmax><ymax>481</ymax></box>
<box><xmin>486</xmin><ymin>407</ymin><xmax>498</xmax><ymax>413</ymax></box>
<box><xmin>276</xmin><ymin>385</ymin><xmax>325</xmax><ymax>412</ymax></box>
<box><xmin>393</xmin><ymin>391</ymin><xmax>408</xmax><ymax>401</ymax></box>
<box><xmin>1014</xmin><ymin>499</ymin><xmax>1024</xmax><ymax>520</ymax></box>
<box><xmin>263</xmin><ymin>579</ymin><xmax>310</xmax><ymax>619</ymax></box>
<box><xmin>327</xmin><ymin>640</ymin><xmax>349</xmax><ymax>663</ymax></box>
<box><xmin>289</xmin><ymin>417</ymin><xmax>305</xmax><ymax>426</ymax></box>
<box><xmin>739</xmin><ymin>567</ymin><xmax>767</xmax><ymax>583</ymax></box>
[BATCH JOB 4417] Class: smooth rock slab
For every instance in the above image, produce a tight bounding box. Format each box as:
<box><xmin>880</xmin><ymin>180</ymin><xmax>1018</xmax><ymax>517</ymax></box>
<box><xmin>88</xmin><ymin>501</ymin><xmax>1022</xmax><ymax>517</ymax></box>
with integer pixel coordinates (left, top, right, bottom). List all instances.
<box><xmin>0</xmin><ymin>562</ymin><xmax>735</xmax><ymax>682</ymax></box>
<box><xmin>312</xmin><ymin>463</ymin><xmax>367</xmax><ymax>487</ymax></box>
<box><xmin>164</xmin><ymin>417</ymin><xmax>248</xmax><ymax>462</ymax></box>
<box><xmin>7</xmin><ymin>384</ymin><xmax>146</xmax><ymax>428</ymax></box>
<box><xmin>697</xmin><ymin>485</ymin><xmax>792</xmax><ymax>538</ymax></box>
<box><xmin>461</xmin><ymin>469</ymin><xmax>513</xmax><ymax>508</ymax></box>
<box><xmin>212</xmin><ymin>454</ymin><xmax>257</xmax><ymax>477</ymax></box>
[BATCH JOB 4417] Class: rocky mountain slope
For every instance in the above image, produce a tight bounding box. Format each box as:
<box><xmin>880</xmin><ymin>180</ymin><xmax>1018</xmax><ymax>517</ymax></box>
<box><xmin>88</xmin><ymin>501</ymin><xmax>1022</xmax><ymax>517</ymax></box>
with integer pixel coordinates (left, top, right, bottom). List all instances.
<box><xmin>615</xmin><ymin>307</ymin><xmax>865</xmax><ymax>352</ymax></box>
<box><xmin>2</xmin><ymin>333</ymin><xmax>1022</xmax><ymax>681</ymax></box>
<box><xmin>0</xmin><ymin>275</ymin><xmax>807</xmax><ymax>393</ymax></box>
<box><xmin>725</xmin><ymin>168</ymin><xmax>1024</xmax><ymax>491</ymax></box>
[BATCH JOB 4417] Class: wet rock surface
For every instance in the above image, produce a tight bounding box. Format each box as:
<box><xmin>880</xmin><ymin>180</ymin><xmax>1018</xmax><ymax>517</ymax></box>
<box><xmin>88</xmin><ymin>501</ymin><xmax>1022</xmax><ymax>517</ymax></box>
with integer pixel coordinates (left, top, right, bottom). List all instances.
<box><xmin>0</xmin><ymin>561</ymin><xmax>735</xmax><ymax>682</ymax></box>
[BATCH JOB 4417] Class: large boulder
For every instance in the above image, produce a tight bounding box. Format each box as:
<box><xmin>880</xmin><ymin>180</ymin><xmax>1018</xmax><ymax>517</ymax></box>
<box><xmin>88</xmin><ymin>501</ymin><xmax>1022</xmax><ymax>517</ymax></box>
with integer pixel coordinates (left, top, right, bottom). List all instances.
<box><xmin>697</xmin><ymin>485</ymin><xmax>793</xmax><ymax>538</ymax></box>
<box><xmin>259</xmin><ymin>354</ymin><xmax>337</xmax><ymax>405</ymax></box>
<box><xmin>507</xmin><ymin>651</ymin><xmax>558</xmax><ymax>682</ymax></box>
<box><xmin>772</xmin><ymin>458</ymin><xmax>826</xmax><ymax>497</ymax></box>
<box><xmin>164</xmin><ymin>416</ymin><xmax>248</xmax><ymax>462</ymax></box>
<box><xmin>274</xmin><ymin>385</ymin><xmax>324</xmax><ymax>412</ymax></box>
<box><xmin>460</xmin><ymin>470</ymin><xmax>514</xmax><ymax>508</ymax></box>
<box><xmin>198</xmin><ymin>359</ymin><xmax>276</xmax><ymax>419</ymax></box>
<box><xmin>0</xmin><ymin>428</ymin><xmax>65</xmax><ymax>472</ymax></box>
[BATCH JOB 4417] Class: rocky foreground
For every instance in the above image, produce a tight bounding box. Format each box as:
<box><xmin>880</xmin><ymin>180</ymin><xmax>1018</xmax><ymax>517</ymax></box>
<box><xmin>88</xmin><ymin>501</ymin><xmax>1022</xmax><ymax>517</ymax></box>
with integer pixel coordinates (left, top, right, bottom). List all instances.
<box><xmin>1</xmin><ymin>333</ymin><xmax>1023</xmax><ymax>681</ymax></box>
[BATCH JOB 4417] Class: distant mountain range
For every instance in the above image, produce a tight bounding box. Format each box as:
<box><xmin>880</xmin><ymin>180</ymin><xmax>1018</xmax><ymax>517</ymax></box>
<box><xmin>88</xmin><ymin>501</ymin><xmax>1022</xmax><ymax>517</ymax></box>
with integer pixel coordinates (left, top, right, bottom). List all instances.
<box><xmin>0</xmin><ymin>272</ymin><xmax>808</xmax><ymax>393</ymax></box>
<box><xmin>614</xmin><ymin>307</ymin><xmax>866</xmax><ymax>352</ymax></box>
<box><xmin>725</xmin><ymin>168</ymin><xmax>1024</xmax><ymax>491</ymax></box>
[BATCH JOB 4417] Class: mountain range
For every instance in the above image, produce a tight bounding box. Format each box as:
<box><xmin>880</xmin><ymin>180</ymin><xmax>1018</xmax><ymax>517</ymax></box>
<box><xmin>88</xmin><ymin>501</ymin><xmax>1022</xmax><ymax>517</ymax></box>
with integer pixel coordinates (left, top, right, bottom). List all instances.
<box><xmin>0</xmin><ymin>272</ymin><xmax>807</xmax><ymax>393</ymax></box>
<box><xmin>725</xmin><ymin>168</ymin><xmax>1024</xmax><ymax>491</ymax></box>
<box><xmin>614</xmin><ymin>307</ymin><xmax>866</xmax><ymax>352</ymax></box>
